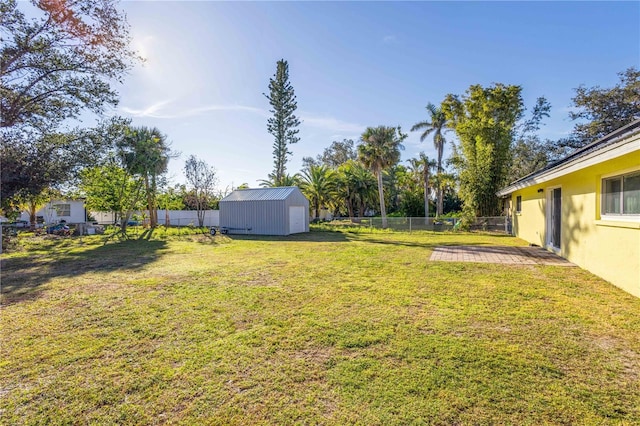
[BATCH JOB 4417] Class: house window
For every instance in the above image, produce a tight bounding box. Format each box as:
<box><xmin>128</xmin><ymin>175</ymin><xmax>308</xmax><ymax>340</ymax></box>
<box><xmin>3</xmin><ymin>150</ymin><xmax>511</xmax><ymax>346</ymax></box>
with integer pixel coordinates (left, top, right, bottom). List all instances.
<box><xmin>602</xmin><ymin>171</ymin><xmax>640</xmax><ymax>216</ymax></box>
<box><xmin>53</xmin><ymin>203</ymin><xmax>71</xmax><ymax>217</ymax></box>
<box><xmin>515</xmin><ymin>196</ymin><xmax>522</xmax><ymax>213</ymax></box>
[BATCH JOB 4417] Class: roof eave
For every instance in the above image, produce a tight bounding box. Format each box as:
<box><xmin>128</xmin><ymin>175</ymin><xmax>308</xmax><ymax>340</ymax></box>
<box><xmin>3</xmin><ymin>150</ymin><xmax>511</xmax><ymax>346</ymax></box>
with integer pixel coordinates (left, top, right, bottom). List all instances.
<box><xmin>497</xmin><ymin>132</ymin><xmax>640</xmax><ymax>197</ymax></box>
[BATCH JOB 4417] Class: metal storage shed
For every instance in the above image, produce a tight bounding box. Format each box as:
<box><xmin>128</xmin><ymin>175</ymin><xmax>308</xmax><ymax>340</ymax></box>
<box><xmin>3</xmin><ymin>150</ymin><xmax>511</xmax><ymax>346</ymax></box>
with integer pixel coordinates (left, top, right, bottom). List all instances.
<box><xmin>219</xmin><ymin>187</ymin><xmax>310</xmax><ymax>235</ymax></box>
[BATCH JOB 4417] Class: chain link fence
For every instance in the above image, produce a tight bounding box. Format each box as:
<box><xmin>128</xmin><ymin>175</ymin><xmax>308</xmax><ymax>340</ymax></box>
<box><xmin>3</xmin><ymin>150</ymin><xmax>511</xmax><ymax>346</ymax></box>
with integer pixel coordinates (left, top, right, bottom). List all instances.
<box><xmin>327</xmin><ymin>216</ymin><xmax>511</xmax><ymax>233</ymax></box>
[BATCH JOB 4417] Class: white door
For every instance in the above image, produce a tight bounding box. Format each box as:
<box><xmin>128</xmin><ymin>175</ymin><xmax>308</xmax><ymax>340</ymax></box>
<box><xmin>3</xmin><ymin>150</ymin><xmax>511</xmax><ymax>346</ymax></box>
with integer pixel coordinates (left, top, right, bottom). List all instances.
<box><xmin>546</xmin><ymin>187</ymin><xmax>562</xmax><ymax>251</ymax></box>
<box><xmin>289</xmin><ymin>206</ymin><xmax>306</xmax><ymax>234</ymax></box>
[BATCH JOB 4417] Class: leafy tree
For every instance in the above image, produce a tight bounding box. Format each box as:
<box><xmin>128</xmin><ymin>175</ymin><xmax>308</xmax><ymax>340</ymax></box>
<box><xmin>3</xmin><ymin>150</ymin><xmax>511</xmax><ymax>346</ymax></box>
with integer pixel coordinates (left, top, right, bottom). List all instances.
<box><xmin>319</xmin><ymin>139</ymin><xmax>358</xmax><ymax>167</ymax></box>
<box><xmin>264</xmin><ymin>59</ymin><xmax>300</xmax><ymax>186</ymax></box>
<box><xmin>407</xmin><ymin>153</ymin><xmax>436</xmax><ymax>218</ymax></box>
<box><xmin>18</xmin><ymin>188</ymin><xmax>59</xmax><ymax>229</ymax></box>
<box><xmin>1</xmin><ymin>115</ymin><xmax>131</xmax><ymax>218</ymax></box>
<box><xmin>1</xmin><ymin>131</ymin><xmax>76</xmax><ymax>214</ymax></box>
<box><xmin>358</xmin><ymin>126</ymin><xmax>406</xmax><ymax>228</ymax></box>
<box><xmin>300</xmin><ymin>165</ymin><xmax>336</xmax><ymax>220</ymax></box>
<box><xmin>568</xmin><ymin>67</ymin><xmax>640</xmax><ymax>147</ymax></box>
<box><xmin>80</xmin><ymin>161</ymin><xmax>145</xmax><ymax>226</ymax></box>
<box><xmin>443</xmin><ymin>84</ymin><xmax>524</xmax><ymax>217</ymax></box>
<box><xmin>442</xmin><ymin>186</ymin><xmax>463</xmax><ymax>214</ymax></box>
<box><xmin>157</xmin><ymin>184</ymin><xmax>186</xmax><ymax>226</ymax></box>
<box><xmin>398</xmin><ymin>189</ymin><xmax>425</xmax><ymax>218</ymax></box>
<box><xmin>393</xmin><ymin>164</ymin><xmax>425</xmax><ymax>217</ymax></box>
<box><xmin>0</xmin><ymin>0</ymin><xmax>137</xmax><ymax>213</ymax></box>
<box><xmin>302</xmin><ymin>139</ymin><xmax>358</xmax><ymax>175</ymax></box>
<box><xmin>0</xmin><ymin>0</ymin><xmax>137</xmax><ymax>130</ymax></box>
<box><xmin>301</xmin><ymin>156</ymin><xmax>320</xmax><ymax>171</ymax></box>
<box><xmin>508</xmin><ymin>97</ymin><xmax>553</xmax><ymax>182</ymax></box>
<box><xmin>508</xmin><ymin>137</ymin><xmax>551</xmax><ymax>182</ymax></box>
<box><xmin>184</xmin><ymin>155</ymin><xmax>218</xmax><ymax>227</ymax></box>
<box><xmin>411</xmin><ymin>103</ymin><xmax>450</xmax><ymax>216</ymax></box>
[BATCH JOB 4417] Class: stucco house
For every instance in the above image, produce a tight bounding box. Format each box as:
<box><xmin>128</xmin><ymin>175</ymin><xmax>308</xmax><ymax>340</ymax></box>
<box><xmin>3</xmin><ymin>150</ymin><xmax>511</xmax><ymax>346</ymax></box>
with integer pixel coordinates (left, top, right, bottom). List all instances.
<box><xmin>498</xmin><ymin>120</ymin><xmax>640</xmax><ymax>297</ymax></box>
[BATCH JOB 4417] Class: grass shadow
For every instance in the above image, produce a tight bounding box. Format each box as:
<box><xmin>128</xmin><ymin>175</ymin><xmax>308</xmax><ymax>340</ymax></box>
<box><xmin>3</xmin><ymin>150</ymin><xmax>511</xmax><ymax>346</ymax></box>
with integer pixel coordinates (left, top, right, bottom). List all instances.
<box><xmin>224</xmin><ymin>231</ymin><xmax>351</xmax><ymax>243</ymax></box>
<box><xmin>1</xmin><ymin>239</ymin><xmax>168</xmax><ymax>305</ymax></box>
<box><xmin>359</xmin><ymin>232</ymin><xmax>520</xmax><ymax>249</ymax></box>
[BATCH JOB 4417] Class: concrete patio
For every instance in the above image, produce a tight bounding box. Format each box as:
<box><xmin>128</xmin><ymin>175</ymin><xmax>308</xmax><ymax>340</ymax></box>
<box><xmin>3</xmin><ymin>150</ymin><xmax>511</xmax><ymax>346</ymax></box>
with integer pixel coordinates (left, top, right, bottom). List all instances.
<box><xmin>430</xmin><ymin>245</ymin><xmax>576</xmax><ymax>266</ymax></box>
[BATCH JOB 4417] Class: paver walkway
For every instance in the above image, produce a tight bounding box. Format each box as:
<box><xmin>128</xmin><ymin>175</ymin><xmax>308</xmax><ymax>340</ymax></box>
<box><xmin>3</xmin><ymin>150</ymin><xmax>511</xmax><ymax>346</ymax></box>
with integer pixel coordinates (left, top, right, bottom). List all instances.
<box><xmin>430</xmin><ymin>245</ymin><xmax>576</xmax><ymax>266</ymax></box>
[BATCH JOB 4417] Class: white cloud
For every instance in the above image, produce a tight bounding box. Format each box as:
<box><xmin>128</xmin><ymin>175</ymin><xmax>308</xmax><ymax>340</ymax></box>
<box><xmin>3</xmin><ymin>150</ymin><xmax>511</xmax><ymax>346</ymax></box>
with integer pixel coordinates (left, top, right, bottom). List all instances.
<box><xmin>184</xmin><ymin>104</ymin><xmax>268</xmax><ymax>117</ymax></box>
<box><xmin>119</xmin><ymin>101</ymin><xmax>268</xmax><ymax>119</ymax></box>
<box><xmin>120</xmin><ymin>99</ymin><xmax>173</xmax><ymax>118</ymax></box>
<box><xmin>383</xmin><ymin>35</ymin><xmax>397</xmax><ymax>45</ymax></box>
<box><xmin>301</xmin><ymin>114</ymin><xmax>364</xmax><ymax>134</ymax></box>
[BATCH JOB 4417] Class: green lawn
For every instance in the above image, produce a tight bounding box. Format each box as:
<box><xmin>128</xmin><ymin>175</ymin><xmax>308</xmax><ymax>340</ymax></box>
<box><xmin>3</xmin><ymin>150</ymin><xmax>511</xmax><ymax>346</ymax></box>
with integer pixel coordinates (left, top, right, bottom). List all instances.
<box><xmin>1</xmin><ymin>229</ymin><xmax>639</xmax><ymax>425</ymax></box>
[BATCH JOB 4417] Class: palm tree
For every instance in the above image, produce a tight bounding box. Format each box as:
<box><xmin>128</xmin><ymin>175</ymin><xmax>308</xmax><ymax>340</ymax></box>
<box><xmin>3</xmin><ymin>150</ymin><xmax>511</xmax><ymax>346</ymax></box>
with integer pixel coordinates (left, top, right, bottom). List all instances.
<box><xmin>300</xmin><ymin>164</ymin><xmax>336</xmax><ymax>220</ymax></box>
<box><xmin>336</xmin><ymin>160</ymin><xmax>377</xmax><ymax>221</ymax></box>
<box><xmin>411</xmin><ymin>103</ymin><xmax>449</xmax><ymax>217</ymax></box>
<box><xmin>407</xmin><ymin>152</ymin><xmax>436</xmax><ymax>219</ymax></box>
<box><xmin>358</xmin><ymin>126</ymin><xmax>406</xmax><ymax>228</ymax></box>
<box><xmin>120</xmin><ymin>126</ymin><xmax>171</xmax><ymax>228</ymax></box>
<box><xmin>258</xmin><ymin>173</ymin><xmax>301</xmax><ymax>188</ymax></box>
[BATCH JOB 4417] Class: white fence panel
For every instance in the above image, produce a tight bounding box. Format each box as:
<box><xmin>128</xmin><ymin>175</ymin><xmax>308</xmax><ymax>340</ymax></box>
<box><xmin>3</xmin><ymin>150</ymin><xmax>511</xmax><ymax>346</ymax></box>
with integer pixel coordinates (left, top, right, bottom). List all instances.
<box><xmin>157</xmin><ymin>210</ymin><xmax>219</xmax><ymax>227</ymax></box>
<box><xmin>91</xmin><ymin>210</ymin><xmax>219</xmax><ymax>227</ymax></box>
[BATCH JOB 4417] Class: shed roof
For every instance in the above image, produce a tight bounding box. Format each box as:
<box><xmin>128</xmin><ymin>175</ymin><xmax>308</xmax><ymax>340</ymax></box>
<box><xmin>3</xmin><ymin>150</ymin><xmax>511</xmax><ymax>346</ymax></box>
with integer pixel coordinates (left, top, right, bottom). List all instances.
<box><xmin>497</xmin><ymin>119</ymin><xmax>640</xmax><ymax>196</ymax></box>
<box><xmin>220</xmin><ymin>187</ymin><xmax>302</xmax><ymax>202</ymax></box>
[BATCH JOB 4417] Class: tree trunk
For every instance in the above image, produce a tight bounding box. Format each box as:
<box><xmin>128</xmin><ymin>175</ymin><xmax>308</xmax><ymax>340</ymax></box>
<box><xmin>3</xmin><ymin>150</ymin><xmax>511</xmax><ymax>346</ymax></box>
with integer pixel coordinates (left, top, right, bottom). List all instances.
<box><xmin>346</xmin><ymin>197</ymin><xmax>355</xmax><ymax>222</ymax></box>
<box><xmin>424</xmin><ymin>170</ymin><xmax>430</xmax><ymax>224</ymax></box>
<box><xmin>144</xmin><ymin>173</ymin><xmax>154</xmax><ymax>228</ymax></box>
<box><xmin>150</xmin><ymin>174</ymin><xmax>158</xmax><ymax>228</ymax></box>
<box><xmin>437</xmin><ymin>148</ymin><xmax>444</xmax><ymax>217</ymax></box>
<box><xmin>29</xmin><ymin>202</ymin><xmax>37</xmax><ymax>231</ymax></box>
<box><xmin>376</xmin><ymin>169</ymin><xmax>387</xmax><ymax>228</ymax></box>
<box><xmin>122</xmin><ymin>179</ymin><xmax>144</xmax><ymax>235</ymax></box>
<box><xmin>197</xmin><ymin>192</ymin><xmax>206</xmax><ymax>227</ymax></box>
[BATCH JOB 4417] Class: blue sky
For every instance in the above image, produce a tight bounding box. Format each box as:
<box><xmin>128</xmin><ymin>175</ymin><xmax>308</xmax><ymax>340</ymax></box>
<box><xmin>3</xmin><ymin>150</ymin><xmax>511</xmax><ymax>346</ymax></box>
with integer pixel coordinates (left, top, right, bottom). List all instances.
<box><xmin>104</xmin><ymin>1</ymin><xmax>639</xmax><ymax>191</ymax></box>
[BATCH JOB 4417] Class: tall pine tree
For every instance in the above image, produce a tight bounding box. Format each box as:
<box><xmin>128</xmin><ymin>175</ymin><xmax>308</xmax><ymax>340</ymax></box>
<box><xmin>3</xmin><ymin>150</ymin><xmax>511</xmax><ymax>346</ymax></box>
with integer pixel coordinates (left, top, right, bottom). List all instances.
<box><xmin>264</xmin><ymin>59</ymin><xmax>300</xmax><ymax>186</ymax></box>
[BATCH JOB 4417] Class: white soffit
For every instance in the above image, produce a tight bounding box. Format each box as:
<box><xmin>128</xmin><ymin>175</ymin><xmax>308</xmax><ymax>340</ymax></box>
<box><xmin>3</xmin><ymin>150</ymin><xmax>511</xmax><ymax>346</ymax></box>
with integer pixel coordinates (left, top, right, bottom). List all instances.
<box><xmin>498</xmin><ymin>134</ymin><xmax>640</xmax><ymax>196</ymax></box>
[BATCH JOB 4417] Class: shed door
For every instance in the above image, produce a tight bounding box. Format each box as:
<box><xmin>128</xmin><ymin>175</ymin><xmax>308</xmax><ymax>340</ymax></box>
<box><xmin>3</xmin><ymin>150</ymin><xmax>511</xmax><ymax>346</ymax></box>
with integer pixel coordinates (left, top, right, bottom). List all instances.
<box><xmin>289</xmin><ymin>206</ymin><xmax>306</xmax><ymax>234</ymax></box>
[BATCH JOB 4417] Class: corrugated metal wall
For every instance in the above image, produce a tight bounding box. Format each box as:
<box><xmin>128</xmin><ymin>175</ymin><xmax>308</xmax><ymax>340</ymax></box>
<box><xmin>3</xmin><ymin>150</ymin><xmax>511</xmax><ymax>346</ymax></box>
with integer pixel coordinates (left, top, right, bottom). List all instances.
<box><xmin>219</xmin><ymin>188</ymin><xmax>309</xmax><ymax>235</ymax></box>
<box><xmin>220</xmin><ymin>200</ymin><xmax>285</xmax><ymax>235</ymax></box>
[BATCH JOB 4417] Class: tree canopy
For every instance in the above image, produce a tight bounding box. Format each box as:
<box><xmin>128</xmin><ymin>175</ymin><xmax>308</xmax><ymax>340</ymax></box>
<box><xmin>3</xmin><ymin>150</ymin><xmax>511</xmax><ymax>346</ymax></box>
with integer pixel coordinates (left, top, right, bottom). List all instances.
<box><xmin>0</xmin><ymin>0</ymin><xmax>137</xmax><ymax>130</ymax></box>
<box><xmin>443</xmin><ymin>84</ymin><xmax>524</xmax><ymax>217</ymax></box>
<box><xmin>411</xmin><ymin>102</ymin><xmax>450</xmax><ymax>216</ymax></box>
<box><xmin>568</xmin><ymin>67</ymin><xmax>640</xmax><ymax>146</ymax></box>
<box><xmin>118</xmin><ymin>126</ymin><xmax>172</xmax><ymax>228</ymax></box>
<box><xmin>0</xmin><ymin>0</ymin><xmax>138</xmax><ymax>214</ymax></box>
<box><xmin>184</xmin><ymin>155</ymin><xmax>218</xmax><ymax>227</ymax></box>
<box><xmin>358</xmin><ymin>126</ymin><xmax>406</xmax><ymax>227</ymax></box>
<box><xmin>0</xmin><ymin>117</ymin><xmax>130</xmax><ymax>214</ymax></box>
<box><xmin>407</xmin><ymin>152</ymin><xmax>436</xmax><ymax>218</ymax></box>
